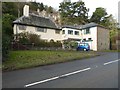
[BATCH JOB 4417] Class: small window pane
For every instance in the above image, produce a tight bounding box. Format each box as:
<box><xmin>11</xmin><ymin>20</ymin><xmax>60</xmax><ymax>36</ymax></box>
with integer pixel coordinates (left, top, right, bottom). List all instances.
<box><xmin>75</xmin><ymin>31</ymin><xmax>79</xmax><ymax>35</ymax></box>
<box><xmin>18</xmin><ymin>25</ymin><xmax>26</xmax><ymax>30</ymax></box>
<box><xmin>62</xmin><ymin>30</ymin><xmax>65</xmax><ymax>34</ymax></box>
<box><xmin>83</xmin><ymin>38</ymin><xmax>86</xmax><ymax>41</ymax></box>
<box><xmin>84</xmin><ymin>28</ymin><xmax>90</xmax><ymax>34</ymax></box>
<box><xmin>68</xmin><ymin>30</ymin><xmax>73</xmax><ymax>35</ymax></box>
<box><xmin>55</xmin><ymin>30</ymin><xmax>60</xmax><ymax>34</ymax></box>
<box><xmin>88</xmin><ymin>38</ymin><xmax>92</xmax><ymax>40</ymax></box>
<box><xmin>86</xmin><ymin>28</ymin><xmax>90</xmax><ymax>34</ymax></box>
<box><xmin>36</xmin><ymin>27</ymin><xmax>47</xmax><ymax>33</ymax></box>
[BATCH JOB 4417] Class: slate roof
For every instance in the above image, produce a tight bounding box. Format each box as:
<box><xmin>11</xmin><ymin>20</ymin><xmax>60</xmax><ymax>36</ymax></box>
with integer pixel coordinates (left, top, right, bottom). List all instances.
<box><xmin>62</xmin><ymin>25</ymin><xmax>82</xmax><ymax>30</ymax></box>
<box><xmin>81</xmin><ymin>22</ymin><xmax>108</xmax><ymax>29</ymax></box>
<box><xmin>62</xmin><ymin>23</ymin><xmax>108</xmax><ymax>30</ymax></box>
<box><xmin>81</xmin><ymin>22</ymin><xmax>98</xmax><ymax>29</ymax></box>
<box><xmin>13</xmin><ymin>13</ymin><xmax>60</xmax><ymax>30</ymax></box>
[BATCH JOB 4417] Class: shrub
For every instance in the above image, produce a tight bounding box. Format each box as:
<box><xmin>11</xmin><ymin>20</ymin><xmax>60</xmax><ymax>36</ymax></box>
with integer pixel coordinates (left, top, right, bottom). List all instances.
<box><xmin>2</xmin><ymin>34</ymin><xmax>11</xmax><ymax>61</ymax></box>
<box><xmin>14</xmin><ymin>32</ymin><xmax>62</xmax><ymax>49</ymax></box>
<box><xmin>28</xmin><ymin>33</ymin><xmax>40</xmax><ymax>46</ymax></box>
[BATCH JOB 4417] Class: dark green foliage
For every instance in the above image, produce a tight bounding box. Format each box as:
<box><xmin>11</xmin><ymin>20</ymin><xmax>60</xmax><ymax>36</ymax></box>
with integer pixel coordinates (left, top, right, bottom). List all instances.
<box><xmin>63</xmin><ymin>41</ymin><xmax>78</xmax><ymax>49</ymax></box>
<box><xmin>2</xmin><ymin>2</ymin><xmax>18</xmax><ymax>18</ymax></box>
<box><xmin>16</xmin><ymin>33</ymin><xmax>62</xmax><ymax>48</ymax></box>
<box><xmin>2</xmin><ymin>2</ymin><xmax>56</xmax><ymax>59</ymax></box>
<box><xmin>59</xmin><ymin>1</ymin><xmax>89</xmax><ymax>25</ymax></box>
<box><xmin>2</xmin><ymin>34</ymin><xmax>11</xmax><ymax>61</ymax></box>
<box><xmin>46</xmin><ymin>6</ymin><xmax>53</xmax><ymax>13</ymax></box>
<box><xmin>2</xmin><ymin>14</ymin><xmax>15</xmax><ymax>37</ymax></box>
<box><xmin>17</xmin><ymin>33</ymin><xmax>30</xmax><ymax>44</ymax></box>
<box><xmin>90</xmin><ymin>7</ymin><xmax>107</xmax><ymax>23</ymax></box>
<box><xmin>38</xmin><ymin>3</ymin><xmax>45</xmax><ymax>11</ymax></box>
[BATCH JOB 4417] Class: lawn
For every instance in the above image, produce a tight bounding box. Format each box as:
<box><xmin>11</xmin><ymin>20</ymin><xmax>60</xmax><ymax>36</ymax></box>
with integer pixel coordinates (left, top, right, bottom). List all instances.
<box><xmin>3</xmin><ymin>50</ymin><xmax>99</xmax><ymax>71</ymax></box>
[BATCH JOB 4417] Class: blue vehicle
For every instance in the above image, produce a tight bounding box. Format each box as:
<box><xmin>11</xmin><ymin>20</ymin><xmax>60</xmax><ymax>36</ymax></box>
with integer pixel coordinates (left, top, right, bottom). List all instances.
<box><xmin>76</xmin><ymin>43</ymin><xmax>90</xmax><ymax>51</ymax></box>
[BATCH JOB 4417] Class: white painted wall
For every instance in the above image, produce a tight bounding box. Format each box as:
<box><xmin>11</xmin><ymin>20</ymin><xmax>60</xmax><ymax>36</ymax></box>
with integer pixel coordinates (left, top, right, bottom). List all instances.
<box><xmin>62</xmin><ymin>28</ymin><xmax>82</xmax><ymax>41</ymax></box>
<box><xmin>82</xmin><ymin>27</ymin><xmax>97</xmax><ymax>51</ymax></box>
<box><xmin>13</xmin><ymin>24</ymin><xmax>62</xmax><ymax>42</ymax></box>
<box><xmin>13</xmin><ymin>24</ymin><xmax>109</xmax><ymax>51</ymax></box>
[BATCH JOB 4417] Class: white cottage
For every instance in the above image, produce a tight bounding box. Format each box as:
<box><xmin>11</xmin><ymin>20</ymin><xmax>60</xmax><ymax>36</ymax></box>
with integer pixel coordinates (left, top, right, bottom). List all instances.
<box><xmin>13</xmin><ymin>5</ymin><xmax>62</xmax><ymax>42</ymax></box>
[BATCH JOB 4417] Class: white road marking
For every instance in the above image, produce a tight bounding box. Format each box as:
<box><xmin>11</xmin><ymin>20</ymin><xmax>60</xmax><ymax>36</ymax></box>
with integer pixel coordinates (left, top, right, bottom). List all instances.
<box><xmin>24</xmin><ymin>59</ymin><xmax>120</xmax><ymax>88</ymax></box>
<box><xmin>25</xmin><ymin>76</ymin><xmax>59</xmax><ymax>88</ymax></box>
<box><xmin>103</xmin><ymin>59</ymin><xmax>120</xmax><ymax>65</ymax></box>
<box><xmin>24</xmin><ymin>67</ymin><xmax>91</xmax><ymax>87</ymax></box>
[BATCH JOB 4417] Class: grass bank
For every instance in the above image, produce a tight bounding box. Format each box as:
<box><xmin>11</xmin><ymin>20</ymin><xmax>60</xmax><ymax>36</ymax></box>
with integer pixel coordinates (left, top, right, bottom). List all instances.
<box><xmin>3</xmin><ymin>50</ymin><xmax>99</xmax><ymax>71</ymax></box>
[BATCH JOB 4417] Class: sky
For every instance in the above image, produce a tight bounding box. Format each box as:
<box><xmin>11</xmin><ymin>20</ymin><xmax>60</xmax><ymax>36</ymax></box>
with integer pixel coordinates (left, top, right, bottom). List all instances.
<box><xmin>35</xmin><ymin>0</ymin><xmax>120</xmax><ymax>21</ymax></box>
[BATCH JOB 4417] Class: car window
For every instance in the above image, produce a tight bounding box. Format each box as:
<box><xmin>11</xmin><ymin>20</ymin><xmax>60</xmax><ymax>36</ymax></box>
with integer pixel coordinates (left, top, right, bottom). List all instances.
<box><xmin>79</xmin><ymin>43</ymin><xmax>88</xmax><ymax>46</ymax></box>
<box><xmin>85</xmin><ymin>43</ymin><xmax>88</xmax><ymax>46</ymax></box>
<box><xmin>79</xmin><ymin>44</ymin><xmax>84</xmax><ymax>46</ymax></box>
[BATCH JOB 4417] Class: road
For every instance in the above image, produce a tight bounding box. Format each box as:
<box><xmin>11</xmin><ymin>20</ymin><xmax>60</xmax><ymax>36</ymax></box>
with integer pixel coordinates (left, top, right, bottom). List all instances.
<box><xmin>2</xmin><ymin>52</ymin><xmax>119</xmax><ymax>88</ymax></box>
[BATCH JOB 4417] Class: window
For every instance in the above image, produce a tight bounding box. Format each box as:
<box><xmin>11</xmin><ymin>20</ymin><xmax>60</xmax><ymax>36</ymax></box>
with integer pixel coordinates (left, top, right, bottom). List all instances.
<box><xmin>55</xmin><ymin>30</ymin><xmax>60</xmax><ymax>34</ymax></box>
<box><xmin>36</xmin><ymin>27</ymin><xmax>47</xmax><ymax>33</ymax></box>
<box><xmin>68</xmin><ymin>30</ymin><xmax>73</xmax><ymax>35</ymax></box>
<box><xmin>83</xmin><ymin>38</ymin><xmax>86</xmax><ymax>42</ymax></box>
<box><xmin>88</xmin><ymin>38</ymin><xmax>92</xmax><ymax>41</ymax></box>
<box><xmin>62</xmin><ymin>30</ymin><xmax>65</xmax><ymax>34</ymax></box>
<box><xmin>75</xmin><ymin>31</ymin><xmax>79</xmax><ymax>35</ymax></box>
<box><xmin>18</xmin><ymin>25</ymin><xmax>26</xmax><ymax>30</ymax></box>
<box><xmin>84</xmin><ymin>28</ymin><xmax>90</xmax><ymax>34</ymax></box>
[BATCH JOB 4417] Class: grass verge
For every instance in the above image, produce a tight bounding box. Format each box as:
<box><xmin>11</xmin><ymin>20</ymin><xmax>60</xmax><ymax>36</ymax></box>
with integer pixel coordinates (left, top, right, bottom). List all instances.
<box><xmin>100</xmin><ymin>50</ymin><xmax>120</xmax><ymax>52</ymax></box>
<box><xmin>3</xmin><ymin>50</ymin><xmax>99</xmax><ymax>72</ymax></box>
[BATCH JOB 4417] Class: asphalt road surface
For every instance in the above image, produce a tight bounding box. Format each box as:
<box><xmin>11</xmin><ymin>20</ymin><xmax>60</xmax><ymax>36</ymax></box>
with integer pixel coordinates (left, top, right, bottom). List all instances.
<box><xmin>2</xmin><ymin>52</ymin><xmax>119</xmax><ymax>88</ymax></box>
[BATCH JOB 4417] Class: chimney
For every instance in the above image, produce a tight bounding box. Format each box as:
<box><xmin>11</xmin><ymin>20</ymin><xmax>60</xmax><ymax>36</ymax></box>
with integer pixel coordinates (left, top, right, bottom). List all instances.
<box><xmin>23</xmin><ymin>5</ymin><xmax>29</xmax><ymax>17</ymax></box>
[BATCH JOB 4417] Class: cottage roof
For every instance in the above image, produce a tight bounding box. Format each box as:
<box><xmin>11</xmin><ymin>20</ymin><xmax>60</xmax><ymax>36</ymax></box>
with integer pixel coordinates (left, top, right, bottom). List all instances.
<box><xmin>81</xmin><ymin>22</ymin><xmax>108</xmax><ymax>29</ymax></box>
<box><xmin>62</xmin><ymin>23</ymin><xmax>108</xmax><ymax>30</ymax></box>
<box><xmin>13</xmin><ymin>13</ymin><xmax>60</xmax><ymax>30</ymax></box>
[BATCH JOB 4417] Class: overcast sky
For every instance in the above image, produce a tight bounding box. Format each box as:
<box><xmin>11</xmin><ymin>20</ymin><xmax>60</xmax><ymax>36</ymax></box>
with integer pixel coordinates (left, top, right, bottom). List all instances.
<box><xmin>35</xmin><ymin>0</ymin><xmax>119</xmax><ymax>21</ymax></box>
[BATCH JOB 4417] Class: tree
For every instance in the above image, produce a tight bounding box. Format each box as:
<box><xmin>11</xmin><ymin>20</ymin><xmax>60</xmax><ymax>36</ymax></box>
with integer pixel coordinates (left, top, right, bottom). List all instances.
<box><xmin>2</xmin><ymin>34</ymin><xmax>11</xmax><ymax>61</ymax></box>
<box><xmin>38</xmin><ymin>3</ymin><xmax>45</xmax><ymax>11</ymax></box>
<box><xmin>59</xmin><ymin>1</ymin><xmax>89</xmax><ymax>25</ymax></box>
<box><xmin>46</xmin><ymin>6</ymin><xmax>54</xmax><ymax>13</ymax></box>
<box><xmin>90</xmin><ymin>7</ymin><xmax>107</xmax><ymax>24</ymax></box>
<box><xmin>2</xmin><ymin>2</ymin><xmax>18</xmax><ymax>18</ymax></box>
<box><xmin>101</xmin><ymin>14</ymin><xmax>117</xmax><ymax>30</ymax></box>
<box><xmin>29</xmin><ymin>1</ymin><xmax>39</xmax><ymax>11</ymax></box>
<box><xmin>2</xmin><ymin>14</ymin><xmax>15</xmax><ymax>37</ymax></box>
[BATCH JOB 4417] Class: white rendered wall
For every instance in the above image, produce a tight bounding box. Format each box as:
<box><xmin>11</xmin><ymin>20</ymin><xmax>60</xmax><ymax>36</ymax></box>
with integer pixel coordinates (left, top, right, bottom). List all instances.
<box><xmin>13</xmin><ymin>24</ymin><xmax>62</xmax><ymax>42</ymax></box>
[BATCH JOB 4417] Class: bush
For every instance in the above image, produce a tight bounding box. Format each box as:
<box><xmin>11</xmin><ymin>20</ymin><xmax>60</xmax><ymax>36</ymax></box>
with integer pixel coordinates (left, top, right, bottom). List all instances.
<box><xmin>28</xmin><ymin>33</ymin><xmax>40</xmax><ymax>46</ymax></box>
<box><xmin>17</xmin><ymin>32</ymin><xmax>30</xmax><ymax>44</ymax></box>
<box><xmin>14</xmin><ymin>32</ymin><xmax>62</xmax><ymax>48</ymax></box>
<box><xmin>2</xmin><ymin>34</ymin><xmax>11</xmax><ymax>61</ymax></box>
